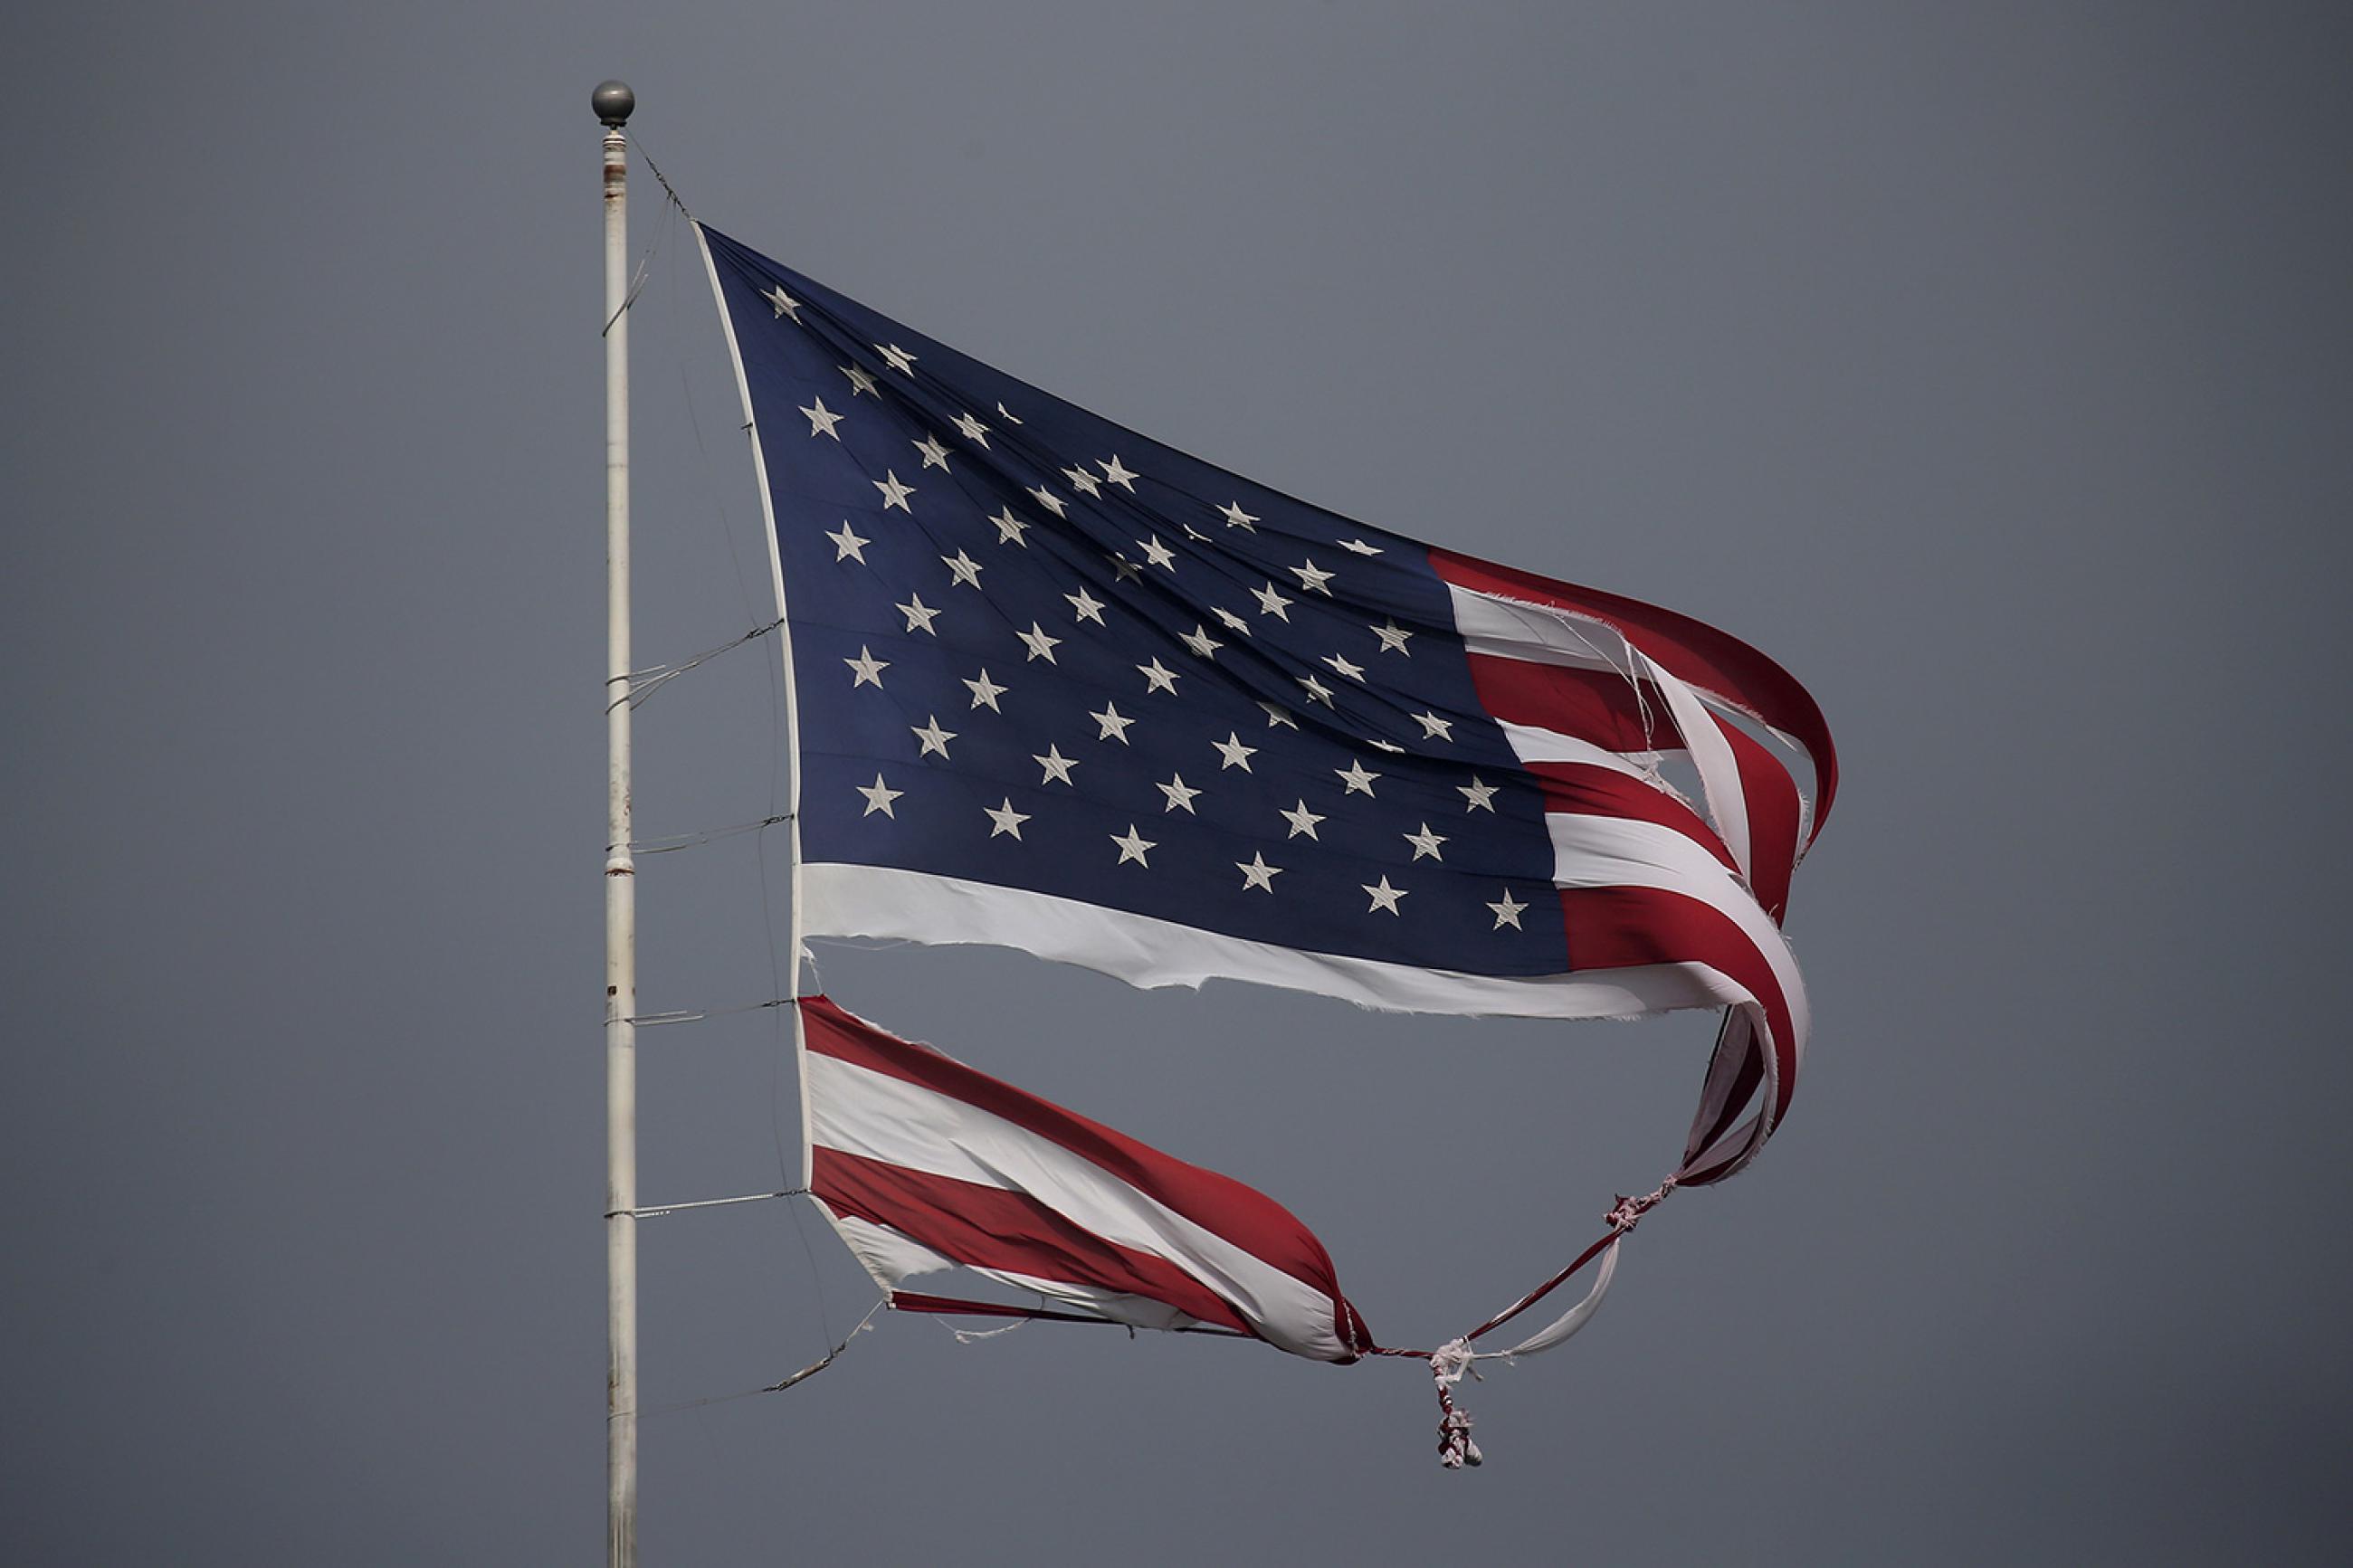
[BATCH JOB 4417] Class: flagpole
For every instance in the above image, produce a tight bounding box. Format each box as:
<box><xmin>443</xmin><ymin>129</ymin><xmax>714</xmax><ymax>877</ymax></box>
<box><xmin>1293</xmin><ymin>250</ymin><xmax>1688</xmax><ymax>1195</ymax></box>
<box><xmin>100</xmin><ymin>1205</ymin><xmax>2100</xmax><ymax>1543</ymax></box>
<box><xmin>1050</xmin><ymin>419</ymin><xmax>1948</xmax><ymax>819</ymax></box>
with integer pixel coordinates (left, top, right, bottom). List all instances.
<box><xmin>594</xmin><ymin>78</ymin><xmax>639</xmax><ymax>1568</ymax></box>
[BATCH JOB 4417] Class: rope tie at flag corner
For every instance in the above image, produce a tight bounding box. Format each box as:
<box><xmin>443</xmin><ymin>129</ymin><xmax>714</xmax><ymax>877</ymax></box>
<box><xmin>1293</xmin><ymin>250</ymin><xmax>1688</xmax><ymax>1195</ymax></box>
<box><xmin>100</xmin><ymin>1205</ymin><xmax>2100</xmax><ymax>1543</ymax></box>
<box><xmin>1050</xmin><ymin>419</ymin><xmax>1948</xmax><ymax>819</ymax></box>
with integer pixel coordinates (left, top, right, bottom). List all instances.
<box><xmin>1427</xmin><ymin>1338</ymin><xmax>1484</xmax><ymax>1469</ymax></box>
<box><xmin>605</xmin><ymin>618</ymin><xmax>786</xmax><ymax>711</ymax></box>
<box><xmin>1365</xmin><ymin>1175</ymin><xmax>1678</xmax><ymax>1468</ymax></box>
<box><xmin>1605</xmin><ymin>1175</ymin><xmax>1677</xmax><ymax>1235</ymax></box>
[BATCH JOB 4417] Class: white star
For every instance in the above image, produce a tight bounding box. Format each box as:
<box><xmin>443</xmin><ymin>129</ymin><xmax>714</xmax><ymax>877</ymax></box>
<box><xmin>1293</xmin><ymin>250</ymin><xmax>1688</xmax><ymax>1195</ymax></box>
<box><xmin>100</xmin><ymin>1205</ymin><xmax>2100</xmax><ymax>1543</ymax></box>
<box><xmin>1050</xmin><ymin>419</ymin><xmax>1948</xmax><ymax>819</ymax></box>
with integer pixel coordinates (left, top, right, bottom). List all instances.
<box><xmin>1110</xmin><ymin>824</ymin><xmax>1156</xmax><ymax>867</ymax></box>
<box><xmin>1212</xmin><ymin>732</ymin><xmax>1257</xmax><ymax>771</ymax></box>
<box><xmin>1372</xmin><ymin>620</ymin><xmax>1414</xmax><ymax>655</ymax></box>
<box><xmin>1489</xmin><ymin>889</ymin><xmax>1528</xmax><ymax>930</ymax></box>
<box><xmin>1138</xmin><ymin>658</ymin><xmax>1180</xmax><ymax>696</ymax></box>
<box><xmin>800</xmin><ymin>396</ymin><xmax>843</xmax><ymax>439</ymax></box>
<box><xmin>941</xmin><ymin>549</ymin><xmax>984</xmax><ymax>590</ymax></box>
<box><xmin>1099</xmin><ymin>454</ymin><xmax>1140</xmax><ymax>491</ymax></box>
<box><xmin>1363</xmin><ymin>877</ymin><xmax>1408</xmax><ymax>915</ymax></box>
<box><xmin>990</xmin><ymin>508</ymin><xmax>1030</xmax><ymax>546</ymax></box>
<box><xmin>876</xmin><ymin>342</ymin><xmax>918</xmax><ymax>375</ymax></box>
<box><xmin>896</xmin><ymin>594</ymin><xmax>941</xmax><ymax>635</ymax></box>
<box><xmin>1062</xmin><ymin>465</ymin><xmax>1102</xmax><ymax>499</ymax></box>
<box><xmin>1136</xmin><ymin>535</ymin><xmax>1176</xmax><ymax>571</ymax></box>
<box><xmin>1280</xmin><ymin>800</ymin><xmax>1325</xmax><ymax>840</ymax></box>
<box><xmin>962</xmin><ymin>669</ymin><xmax>1007</xmax><ymax>711</ymax></box>
<box><xmin>1404</xmin><ymin>822</ymin><xmax>1447</xmax><ymax>861</ymax></box>
<box><xmin>1016</xmin><ymin>622</ymin><xmax>1062</xmax><ymax>662</ymax></box>
<box><xmin>1413</xmin><ymin>710</ymin><xmax>1454</xmax><ymax>742</ymax></box>
<box><xmin>1261</xmin><ymin>701</ymin><xmax>1298</xmax><ymax>729</ymax></box>
<box><xmin>1156</xmin><ymin>773</ymin><xmax>1202</xmax><ymax>813</ymax></box>
<box><xmin>1336</xmin><ymin>760</ymin><xmax>1380</xmax><ymax>795</ymax></box>
<box><xmin>856</xmin><ymin>773</ymin><xmax>901</xmax><ymax>818</ymax></box>
<box><xmin>1459</xmin><ymin>775</ymin><xmax>1499</xmax><ymax>813</ymax></box>
<box><xmin>1237</xmin><ymin>851</ymin><xmax>1281</xmax><ymax>892</ymax></box>
<box><xmin>874</xmin><ymin>470</ymin><xmax>916</xmax><ymax>513</ymax></box>
<box><xmin>1108</xmin><ymin>553</ymin><xmax>1142</xmax><ymax>583</ymax></box>
<box><xmin>996</xmin><ymin>401</ymin><xmax>1024</xmax><ymax>424</ymax></box>
<box><xmin>1338</xmin><ymin>537</ymin><xmax>1384</xmax><ymax>556</ymax></box>
<box><xmin>952</xmin><ymin>411</ymin><xmax>991</xmax><ymax>448</ymax></box>
<box><xmin>985</xmin><ymin>798</ymin><xmax>1031</xmax><ymax>840</ymax></box>
<box><xmin>1290</xmin><ymin>558</ymin><xmax>1335</xmax><ymax>594</ymax></box>
<box><xmin>910</xmin><ymin>715</ymin><xmax>957</xmax><ymax>758</ymax></box>
<box><xmin>1065</xmin><ymin>587</ymin><xmax>1107</xmax><ymax>625</ymax></box>
<box><xmin>1034</xmin><ymin>744</ymin><xmax>1078</xmax><ymax>785</ymax></box>
<box><xmin>1178</xmin><ymin>624</ymin><xmax>1224</xmax><ymax>660</ymax></box>
<box><xmin>766</xmin><ymin>285</ymin><xmax>803</xmax><ymax>321</ymax></box>
<box><xmin>1323</xmin><ymin>652</ymin><xmax>1366</xmax><ymax>681</ymax></box>
<box><xmin>1211</xmin><ymin>607</ymin><xmax>1252</xmax><ymax>635</ymax></box>
<box><xmin>1182</xmin><ymin>522</ymin><xmax>1211</xmax><ymax>542</ymax></box>
<box><xmin>1370</xmin><ymin>738</ymin><xmax>1405</xmax><ymax>754</ymax></box>
<box><xmin>1091</xmin><ymin>701</ymin><xmax>1136</xmax><ymax>744</ymax></box>
<box><xmin>1253</xmin><ymin>583</ymin><xmax>1294</xmax><ymax>621</ymax></box>
<box><xmin>1298</xmin><ymin>673</ymin><xmax>1335</xmax><ymax>707</ymax></box>
<box><xmin>843</xmin><ymin>646</ymin><xmax>889</xmax><ymax>689</ymax></box>
<box><xmin>826</xmin><ymin>521</ymin><xmax>870</xmax><ymax>563</ymax></box>
<box><xmin>913</xmin><ymin>433</ymin><xmax>953</xmax><ymax>471</ymax></box>
<box><xmin>1028</xmin><ymin>485</ymin><xmax>1067</xmax><ymax>518</ymax></box>
<box><xmin>840</xmin><ymin>363</ymin><xmax>878</xmax><ymax>398</ymax></box>
<box><xmin>1219</xmin><ymin>501</ymin><xmax>1259</xmax><ymax>530</ymax></box>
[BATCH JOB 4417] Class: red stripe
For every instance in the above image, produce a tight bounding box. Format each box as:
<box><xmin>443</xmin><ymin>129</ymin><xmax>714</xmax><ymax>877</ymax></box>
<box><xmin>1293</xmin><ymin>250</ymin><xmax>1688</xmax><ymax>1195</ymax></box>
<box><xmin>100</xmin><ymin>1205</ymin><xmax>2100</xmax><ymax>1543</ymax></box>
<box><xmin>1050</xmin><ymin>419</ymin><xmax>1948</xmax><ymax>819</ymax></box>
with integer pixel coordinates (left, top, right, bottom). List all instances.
<box><xmin>1715</xmin><ymin>715</ymin><xmax>1800</xmax><ymax>921</ymax></box>
<box><xmin>1463</xmin><ymin>652</ymin><xmax>1670</xmax><ymax>754</ymax></box>
<box><xmin>1433</xmin><ymin>546</ymin><xmax>1838</xmax><ymax>847</ymax></box>
<box><xmin>1558</xmin><ymin>887</ymin><xmax>1798</xmax><ymax>1128</ymax></box>
<box><xmin>1525</xmin><ymin>760</ymin><xmax>1739</xmax><ymax>876</ymax></box>
<box><xmin>799</xmin><ymin>997</ymin><xmax>1356</xmax><ymax>1310</ymax></box>
<box><xmin>815</xmin><ymin>1145</ymin><xmax>1256</xmax><ymax>1336</ymax></box>
<box><xmin>891</xmin><ymin>1291</ymin><xmax>1138</xmax><ymax>1326</ymax></box>
<box><xmin>890</xmin><ymin>1291</ymin><xmax>1253</xmax><ymax>1335</ymax></box>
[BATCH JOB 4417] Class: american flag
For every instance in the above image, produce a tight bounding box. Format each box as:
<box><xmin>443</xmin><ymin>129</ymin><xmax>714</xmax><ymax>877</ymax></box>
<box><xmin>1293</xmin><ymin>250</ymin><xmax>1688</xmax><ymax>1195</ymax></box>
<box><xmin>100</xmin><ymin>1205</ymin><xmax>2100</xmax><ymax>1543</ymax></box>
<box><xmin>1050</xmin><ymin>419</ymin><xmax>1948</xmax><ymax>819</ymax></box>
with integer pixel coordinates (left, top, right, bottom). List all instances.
<box><xmin>799</xmin><ymin>994</ymin><xmax>1372</xmax><ymax>1363</ymax></box>
<box><xmin>699</xmin><ymin>224</ymin><xmax>1834</xmax><ymax>1186</ymax></box>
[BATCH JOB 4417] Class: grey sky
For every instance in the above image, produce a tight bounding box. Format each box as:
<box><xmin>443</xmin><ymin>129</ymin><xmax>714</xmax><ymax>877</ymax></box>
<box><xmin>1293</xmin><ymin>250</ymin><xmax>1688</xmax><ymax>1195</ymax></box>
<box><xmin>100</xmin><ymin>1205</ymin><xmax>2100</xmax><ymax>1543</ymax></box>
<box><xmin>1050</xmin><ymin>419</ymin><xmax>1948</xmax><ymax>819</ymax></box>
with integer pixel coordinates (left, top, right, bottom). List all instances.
<box><xmin>5</xmin><ymin>3</ymin><xmax>2349</xmax><ymax>1563</ymax></box>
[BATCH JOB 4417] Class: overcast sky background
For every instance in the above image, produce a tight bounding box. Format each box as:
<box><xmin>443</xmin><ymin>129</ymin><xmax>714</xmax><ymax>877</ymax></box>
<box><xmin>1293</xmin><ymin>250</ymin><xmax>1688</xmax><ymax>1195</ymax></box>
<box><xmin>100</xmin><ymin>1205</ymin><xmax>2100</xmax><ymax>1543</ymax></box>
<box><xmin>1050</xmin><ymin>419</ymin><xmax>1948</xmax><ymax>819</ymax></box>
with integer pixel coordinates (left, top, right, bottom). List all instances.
<box><xmin>5</xmin><ymin>4</ymin><xmax>2349</xmax><ymax>1563</ymax></box>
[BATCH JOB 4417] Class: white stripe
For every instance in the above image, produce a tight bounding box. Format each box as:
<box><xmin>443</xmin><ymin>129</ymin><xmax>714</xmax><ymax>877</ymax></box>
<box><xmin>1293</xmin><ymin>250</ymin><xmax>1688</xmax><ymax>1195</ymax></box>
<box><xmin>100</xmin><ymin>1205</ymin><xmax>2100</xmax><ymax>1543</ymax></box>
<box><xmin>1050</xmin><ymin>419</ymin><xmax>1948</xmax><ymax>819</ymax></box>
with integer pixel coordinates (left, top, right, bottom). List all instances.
<box><xmin>800</xmin><ymin>861</ymin><xmax>1735</xmax><ymax>1022</ymax></box>
<box><xmin>1447</xmin><ymin>582</ymin><xmax>1633</xmax><ymax>676</ymax></box>
<box><xmin>807</xmin><ymin>1050</ymin><xmax>1350</xmax><ymax>1360</ymax></box>
<box><xmin>1498</xmin><ymin>1237</ymin><xmax>1621</xmax><ymax>1358</ymax></box>
<box><xmin>1493</xmin><ymin>719</ymin><xmax>1661</xmax><ymax>776</ymax></box>
<box><xmin>824</xmin><ymin>1210</ymin><xmax>958</xmax><ymax>1285</ymax></box>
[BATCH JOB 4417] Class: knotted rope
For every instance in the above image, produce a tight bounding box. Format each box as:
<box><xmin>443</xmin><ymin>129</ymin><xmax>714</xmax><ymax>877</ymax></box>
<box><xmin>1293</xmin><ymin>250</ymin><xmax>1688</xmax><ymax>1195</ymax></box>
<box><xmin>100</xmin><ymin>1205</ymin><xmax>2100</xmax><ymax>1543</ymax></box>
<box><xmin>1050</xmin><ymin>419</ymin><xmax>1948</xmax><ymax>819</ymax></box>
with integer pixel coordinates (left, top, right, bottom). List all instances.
<box><xmin>1428</xmin><ymin>1338</ymin><xmax>1484</xmax><ymax>1469</ymax></box>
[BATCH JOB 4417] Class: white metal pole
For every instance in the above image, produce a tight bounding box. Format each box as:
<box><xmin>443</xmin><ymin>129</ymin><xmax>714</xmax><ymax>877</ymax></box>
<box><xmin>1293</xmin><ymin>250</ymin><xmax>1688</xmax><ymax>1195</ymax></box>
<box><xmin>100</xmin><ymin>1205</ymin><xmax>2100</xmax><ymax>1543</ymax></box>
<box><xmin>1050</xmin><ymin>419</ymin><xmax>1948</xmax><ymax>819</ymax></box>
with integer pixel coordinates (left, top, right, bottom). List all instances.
<box><xmin>593</xmin><ymin>77</ymin><xmax>638</xmax><ymax>1568</ymax></box>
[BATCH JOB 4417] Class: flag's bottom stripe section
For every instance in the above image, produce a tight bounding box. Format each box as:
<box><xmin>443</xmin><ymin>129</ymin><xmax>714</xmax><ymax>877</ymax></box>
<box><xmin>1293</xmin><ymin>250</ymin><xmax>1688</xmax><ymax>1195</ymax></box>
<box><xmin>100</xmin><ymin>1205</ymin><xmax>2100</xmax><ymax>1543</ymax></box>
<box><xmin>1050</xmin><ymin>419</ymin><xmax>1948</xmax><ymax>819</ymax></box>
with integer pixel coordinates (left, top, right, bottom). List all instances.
<box><xmin>798</xmin><ymin>861</ymin><xmax>1739</xmax><ymax>1022</ymax></box>
<box><xmin>805</xmin><ymin>1045</ymin><xmax>1362</xmax><ymax>1358</ymax></box>
<box><xmin>803</xmin><ymin>997</ymin><xmax>1359</xmax><ymax>1302</ymax></box>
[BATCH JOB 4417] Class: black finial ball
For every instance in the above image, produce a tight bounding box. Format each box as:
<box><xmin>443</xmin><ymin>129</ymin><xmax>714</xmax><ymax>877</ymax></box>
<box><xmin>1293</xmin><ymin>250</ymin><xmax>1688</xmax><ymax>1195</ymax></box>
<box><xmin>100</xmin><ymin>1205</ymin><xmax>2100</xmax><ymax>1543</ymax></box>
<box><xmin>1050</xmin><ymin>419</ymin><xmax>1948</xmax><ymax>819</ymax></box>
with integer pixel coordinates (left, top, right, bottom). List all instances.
<box><xmin>593</xmin><ymin>81</ymin><xmax>635</xmax><ymax>127</ymax></box>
